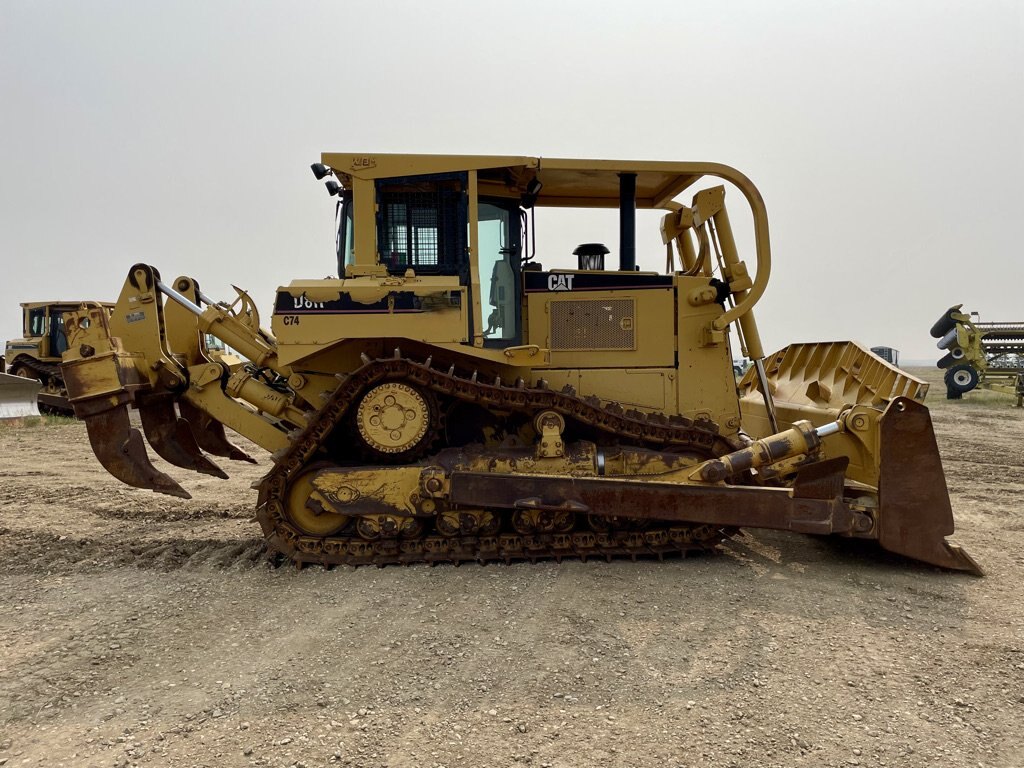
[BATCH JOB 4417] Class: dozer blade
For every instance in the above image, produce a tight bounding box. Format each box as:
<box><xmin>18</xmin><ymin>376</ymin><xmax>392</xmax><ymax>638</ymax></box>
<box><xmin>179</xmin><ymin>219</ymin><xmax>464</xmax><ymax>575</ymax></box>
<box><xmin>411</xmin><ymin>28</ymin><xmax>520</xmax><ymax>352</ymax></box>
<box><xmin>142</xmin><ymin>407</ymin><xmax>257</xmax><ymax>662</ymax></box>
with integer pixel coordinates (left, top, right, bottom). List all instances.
<box><xmin>877</xmin><ymin>398</ymin><xmax>983</xmax><ymax>575</ymax></box>
<box><xmin>179</xmin><ymin>400</ymin><xmax>256</xmax><ymax>464</ymax></box>
<box><xmin>0</xmin><ymin>372</ymin><xmax>41</xmax><ymax>419</ymax></box>
<box><xmin>83</xmin><ymin>404</ymin><xmax>192</xmax><ymax>499</ymax></box>
<box><xmin>138</xmin><ymin>396</ymin><xmax>228</xmax><ymax>479</ymax></box>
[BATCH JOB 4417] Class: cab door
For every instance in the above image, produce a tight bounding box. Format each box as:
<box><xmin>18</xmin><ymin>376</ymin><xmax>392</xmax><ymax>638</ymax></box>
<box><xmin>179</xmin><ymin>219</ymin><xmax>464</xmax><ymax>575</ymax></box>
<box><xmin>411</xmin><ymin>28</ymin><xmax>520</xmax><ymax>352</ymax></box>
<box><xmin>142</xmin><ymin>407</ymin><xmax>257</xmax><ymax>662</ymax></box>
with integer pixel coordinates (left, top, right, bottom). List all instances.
<box><xmin>48</xmin><ymin>307</ymin><xmax>70</xmax><ymax>357</ymax></box>
<box><xmin>477</xmin><ymin>199</ymin><xmax>522</xmax><ymax>348</ymax></box>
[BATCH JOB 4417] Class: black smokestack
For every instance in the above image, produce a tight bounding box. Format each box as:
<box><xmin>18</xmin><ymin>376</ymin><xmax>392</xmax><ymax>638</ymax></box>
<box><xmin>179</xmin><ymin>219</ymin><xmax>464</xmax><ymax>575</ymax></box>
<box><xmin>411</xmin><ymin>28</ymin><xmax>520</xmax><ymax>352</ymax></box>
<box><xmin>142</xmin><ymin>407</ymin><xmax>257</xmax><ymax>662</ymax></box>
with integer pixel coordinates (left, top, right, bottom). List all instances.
<box><xmin>619</xmin><ymin>172</ymin><xmax>636</xmax><ymax>271</ymax></box>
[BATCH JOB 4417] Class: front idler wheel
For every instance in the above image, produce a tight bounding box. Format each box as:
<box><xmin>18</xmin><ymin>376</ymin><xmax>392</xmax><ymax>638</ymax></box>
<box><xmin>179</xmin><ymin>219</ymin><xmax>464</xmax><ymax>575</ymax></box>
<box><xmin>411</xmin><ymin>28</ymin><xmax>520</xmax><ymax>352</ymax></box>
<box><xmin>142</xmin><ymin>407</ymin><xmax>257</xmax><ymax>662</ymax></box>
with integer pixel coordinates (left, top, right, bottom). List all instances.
<box><xmin>284</xmin><ymin>467</ymin><xmax>350</xmax><ymax>537</ymax></box>
<box><xmin>10</xmin><ymin>363</ymin><xmax>33</xmax><ymax>381</ymax></box>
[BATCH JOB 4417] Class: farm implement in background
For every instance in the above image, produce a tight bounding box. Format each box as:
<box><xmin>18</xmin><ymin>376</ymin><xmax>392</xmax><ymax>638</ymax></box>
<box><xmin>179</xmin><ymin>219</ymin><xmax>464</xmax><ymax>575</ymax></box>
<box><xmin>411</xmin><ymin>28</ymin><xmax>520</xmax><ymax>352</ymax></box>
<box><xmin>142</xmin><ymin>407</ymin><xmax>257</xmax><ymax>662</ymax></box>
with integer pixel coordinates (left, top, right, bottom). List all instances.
<box><xmin>932</xmin><ymin>305</ymin><xmax>1024</xmax><ymax>404</ymax></box>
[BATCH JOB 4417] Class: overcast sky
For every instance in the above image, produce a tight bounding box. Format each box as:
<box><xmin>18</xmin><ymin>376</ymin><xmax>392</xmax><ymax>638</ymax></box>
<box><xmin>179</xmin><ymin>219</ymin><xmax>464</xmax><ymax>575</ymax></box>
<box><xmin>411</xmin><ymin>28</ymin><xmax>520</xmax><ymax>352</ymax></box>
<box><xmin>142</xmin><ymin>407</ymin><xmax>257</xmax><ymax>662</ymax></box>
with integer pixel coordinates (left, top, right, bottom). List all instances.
<box><xmin>1</xmin><ymin>0</ymin><xmax>1021</xmax><ymax>363</ymax></box>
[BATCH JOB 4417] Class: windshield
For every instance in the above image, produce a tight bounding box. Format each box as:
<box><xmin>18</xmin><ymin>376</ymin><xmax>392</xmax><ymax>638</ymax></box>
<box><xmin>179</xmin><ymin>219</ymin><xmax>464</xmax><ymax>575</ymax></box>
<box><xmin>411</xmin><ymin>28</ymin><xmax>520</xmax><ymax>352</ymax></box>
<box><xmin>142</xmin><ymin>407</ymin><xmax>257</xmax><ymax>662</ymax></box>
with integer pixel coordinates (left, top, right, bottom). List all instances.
<box><xmin>27</xmin><ymin>308</ymin><xmax>45</xmax><ymax>337</ymax></box>
<box><xmin>336</xmin><ymin>194</ymin><xmax>354</xmax><ymax>275</ymax></box>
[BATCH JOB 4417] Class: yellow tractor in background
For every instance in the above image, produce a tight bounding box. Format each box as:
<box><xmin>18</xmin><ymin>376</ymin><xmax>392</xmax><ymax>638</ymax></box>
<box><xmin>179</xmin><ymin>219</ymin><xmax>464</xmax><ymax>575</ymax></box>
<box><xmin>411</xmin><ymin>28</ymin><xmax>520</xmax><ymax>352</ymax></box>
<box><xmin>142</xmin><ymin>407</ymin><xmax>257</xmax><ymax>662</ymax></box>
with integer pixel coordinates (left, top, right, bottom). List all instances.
<box><xmin>59</xmin><ymin>153</ymin><xmax>980</xmax><ymax>574</ymax></box>
<box><xmin>3</xmin><ymin>301</ymin><xmax>114</xmax><ymax>414</ymax></box>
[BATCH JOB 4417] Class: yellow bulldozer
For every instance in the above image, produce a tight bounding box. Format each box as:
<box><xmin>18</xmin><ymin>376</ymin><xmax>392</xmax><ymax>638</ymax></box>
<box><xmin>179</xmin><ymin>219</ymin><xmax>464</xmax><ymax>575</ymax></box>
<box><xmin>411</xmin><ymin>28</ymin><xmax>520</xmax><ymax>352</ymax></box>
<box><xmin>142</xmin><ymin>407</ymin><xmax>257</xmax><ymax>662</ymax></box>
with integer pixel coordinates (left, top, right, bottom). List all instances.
<box><xmin>59</xmin><ymin>153</ymin><xmax>980</xmax><ymax>574</ymax></box>
<box><xmin>3</xmin><ymin>300</ymin><xmax>114</xmax><ymax>413</ymax></box>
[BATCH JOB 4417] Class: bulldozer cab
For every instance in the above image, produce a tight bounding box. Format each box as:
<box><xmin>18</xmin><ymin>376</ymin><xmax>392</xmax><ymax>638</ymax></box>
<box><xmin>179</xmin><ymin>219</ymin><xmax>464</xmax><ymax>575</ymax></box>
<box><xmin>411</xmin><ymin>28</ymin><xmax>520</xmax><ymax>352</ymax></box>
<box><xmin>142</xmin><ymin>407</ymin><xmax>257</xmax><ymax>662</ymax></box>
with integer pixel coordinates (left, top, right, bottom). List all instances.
<box><xmin>334</xmin><ymin>173</ymin><xmax>524</xmax><ymax>348</ymax></box>
<box><xmin>8</xmin><ymin>302</ymin><xmax>68</xmax><ymax>362</ymax></box>
<box><xmin>17</xmin><ymin>302</ymin><xmax>114</xmax><ymax>360</ymax></box>
<box><xmin>5</xmin><ymin>300</ymin><xmax>115</xmax><ymax>415</ymax></box>
<box><xmin>319</xmin><ymin>156</ymin><xmax>776</xmax><ymax>369</ymax></box>
<box><xmin>303</xmin><ymin>155</ymin><xmax>783</xmax><ymax>433</ymax></box>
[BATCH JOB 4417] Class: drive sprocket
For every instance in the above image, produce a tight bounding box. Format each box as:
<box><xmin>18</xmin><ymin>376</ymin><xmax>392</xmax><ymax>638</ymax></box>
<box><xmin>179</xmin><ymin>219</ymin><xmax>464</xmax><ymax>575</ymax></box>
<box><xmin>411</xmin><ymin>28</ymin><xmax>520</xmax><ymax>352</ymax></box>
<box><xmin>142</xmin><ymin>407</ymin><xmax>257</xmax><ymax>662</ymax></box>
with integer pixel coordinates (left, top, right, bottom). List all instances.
<box><xmin>352</xmin><ymin>381</ymin><xmax>440</xmax><ymax>461</ymax></box>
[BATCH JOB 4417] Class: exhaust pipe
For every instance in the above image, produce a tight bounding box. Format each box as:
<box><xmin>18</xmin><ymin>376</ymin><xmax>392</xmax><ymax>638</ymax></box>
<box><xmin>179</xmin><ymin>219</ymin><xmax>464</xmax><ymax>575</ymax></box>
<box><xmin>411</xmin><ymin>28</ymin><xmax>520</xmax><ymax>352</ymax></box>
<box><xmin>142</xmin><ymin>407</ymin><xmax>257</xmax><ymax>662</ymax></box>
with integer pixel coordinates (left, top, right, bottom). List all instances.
<box><xmin>619</xmin><ymin>173</ymin><xmax>636</xmax><ymax>271</ymax></box>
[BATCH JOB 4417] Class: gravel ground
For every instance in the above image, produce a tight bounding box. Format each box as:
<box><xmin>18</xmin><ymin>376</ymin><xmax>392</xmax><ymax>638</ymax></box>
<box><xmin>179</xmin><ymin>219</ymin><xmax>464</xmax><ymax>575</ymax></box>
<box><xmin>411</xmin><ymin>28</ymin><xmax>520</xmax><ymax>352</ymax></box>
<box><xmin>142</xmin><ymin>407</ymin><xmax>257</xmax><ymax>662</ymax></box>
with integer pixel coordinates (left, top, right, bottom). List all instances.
<box><xmin>0</xmin><ymin>368</ymin><xmax>1021</xmax><ymax>768</ymax></box>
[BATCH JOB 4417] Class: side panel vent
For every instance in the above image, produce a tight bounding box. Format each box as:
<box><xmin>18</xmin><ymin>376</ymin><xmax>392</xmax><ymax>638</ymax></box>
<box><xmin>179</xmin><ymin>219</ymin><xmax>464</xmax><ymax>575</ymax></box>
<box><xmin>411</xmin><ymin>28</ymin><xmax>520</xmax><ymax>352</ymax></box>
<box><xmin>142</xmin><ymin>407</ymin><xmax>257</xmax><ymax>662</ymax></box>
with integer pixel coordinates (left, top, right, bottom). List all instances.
<box><xmin>550</xmin><ymin>299</ymin><xmax>636</xmax><ymax>351</ymax></box>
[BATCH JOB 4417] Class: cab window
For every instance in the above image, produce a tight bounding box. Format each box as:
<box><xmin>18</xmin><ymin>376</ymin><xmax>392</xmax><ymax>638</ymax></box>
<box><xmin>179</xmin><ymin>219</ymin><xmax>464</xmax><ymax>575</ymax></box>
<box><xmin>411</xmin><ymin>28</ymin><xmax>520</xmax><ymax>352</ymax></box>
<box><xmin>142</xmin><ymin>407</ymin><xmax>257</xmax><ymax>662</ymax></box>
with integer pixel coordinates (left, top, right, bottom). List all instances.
<box><xmin>336</xmin><ymin>193</ymin><xmax>354</xmax><ymax>275</ymax></box>
<box><xmin>376</xmin><ymin>173</ymin><xmax>468</xmax><ymax>277</ymax></box>
<box><xmin>27</xmin><ymin>308</ymin><xmax>45</xmax><ymax>337</ymax></box>
<box><xmin>478</xmin><ymin>200</ymin><xmax>522</xmax><ymax>346</ymax></box>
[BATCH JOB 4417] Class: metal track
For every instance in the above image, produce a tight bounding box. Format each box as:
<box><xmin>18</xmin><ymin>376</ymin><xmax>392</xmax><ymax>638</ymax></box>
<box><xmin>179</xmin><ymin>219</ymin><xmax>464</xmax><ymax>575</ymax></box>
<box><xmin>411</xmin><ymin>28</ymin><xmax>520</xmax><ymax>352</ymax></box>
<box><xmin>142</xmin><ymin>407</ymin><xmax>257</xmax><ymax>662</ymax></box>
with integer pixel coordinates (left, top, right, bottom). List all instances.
<box><xmin>255</xmin><ymin>353</ymin><xmax>736</xmax><ymax>567</ymax></box>
<box><xmin>267</xmin><ymin>525</ymin><xmax>731</xmax><ymax>567</ymax></box>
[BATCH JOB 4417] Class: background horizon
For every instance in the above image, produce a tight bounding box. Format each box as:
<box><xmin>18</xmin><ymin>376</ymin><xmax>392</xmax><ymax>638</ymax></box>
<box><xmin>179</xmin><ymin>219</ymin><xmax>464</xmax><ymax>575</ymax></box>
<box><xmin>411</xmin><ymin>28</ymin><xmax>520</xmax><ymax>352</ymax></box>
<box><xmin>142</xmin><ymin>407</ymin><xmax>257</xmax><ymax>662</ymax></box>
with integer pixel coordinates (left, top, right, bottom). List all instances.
<box><xmin>2</xmin><ymin>0</ymin><xmax>1021</xmax><ymax>363</ymax></box>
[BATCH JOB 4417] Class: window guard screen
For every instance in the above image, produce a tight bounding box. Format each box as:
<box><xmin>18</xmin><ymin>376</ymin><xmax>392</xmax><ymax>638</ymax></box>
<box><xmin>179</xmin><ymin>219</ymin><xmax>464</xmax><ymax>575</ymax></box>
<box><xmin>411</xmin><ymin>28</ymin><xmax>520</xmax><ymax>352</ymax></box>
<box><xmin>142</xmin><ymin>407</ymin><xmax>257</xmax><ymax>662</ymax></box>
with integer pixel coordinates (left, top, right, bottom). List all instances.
<box><xmin>376</xmin><ymin>174</ymin><xmax>467</xmax><ymax>275</ymax></box>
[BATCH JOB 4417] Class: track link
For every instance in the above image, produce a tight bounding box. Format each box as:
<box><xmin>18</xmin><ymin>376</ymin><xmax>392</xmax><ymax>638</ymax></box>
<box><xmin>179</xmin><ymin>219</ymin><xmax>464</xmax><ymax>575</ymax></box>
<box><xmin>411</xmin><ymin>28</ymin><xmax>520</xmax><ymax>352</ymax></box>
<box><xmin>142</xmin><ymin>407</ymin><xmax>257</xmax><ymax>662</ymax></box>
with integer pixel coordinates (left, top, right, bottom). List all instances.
<box><xmin>256</xmin><ymin>353</ymin><xmax>736</xmax><ymax>567</ymax></box>
<box><xmin>278</xmin><ymin>525</ymin><xmax>731</xmax><ymax>568</ymax></box>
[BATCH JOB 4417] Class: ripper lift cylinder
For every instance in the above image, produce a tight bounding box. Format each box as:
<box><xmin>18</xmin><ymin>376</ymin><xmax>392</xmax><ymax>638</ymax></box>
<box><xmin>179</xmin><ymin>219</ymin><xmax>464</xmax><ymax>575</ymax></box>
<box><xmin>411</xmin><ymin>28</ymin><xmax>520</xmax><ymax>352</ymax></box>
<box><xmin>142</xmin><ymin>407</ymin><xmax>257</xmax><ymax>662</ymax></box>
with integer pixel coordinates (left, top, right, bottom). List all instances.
<box><xmin>157</xmin><ymin>280</ymin><xmax>278</xmax><ymax>370</ymax></box>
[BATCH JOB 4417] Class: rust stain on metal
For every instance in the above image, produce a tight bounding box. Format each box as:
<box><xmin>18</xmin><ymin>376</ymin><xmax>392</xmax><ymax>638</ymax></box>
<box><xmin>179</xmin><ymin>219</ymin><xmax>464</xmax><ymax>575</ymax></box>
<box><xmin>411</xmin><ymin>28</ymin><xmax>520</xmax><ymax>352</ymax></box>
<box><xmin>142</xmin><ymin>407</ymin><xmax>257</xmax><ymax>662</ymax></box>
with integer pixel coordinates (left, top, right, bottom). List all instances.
<box><xmin>82</xmin><ymin>404</ymin><xmax>191</xmax><ymax>499</ymax></box>
<box><xmin>877</xmin><ymin>398</ymin><xmax>983</xmax><ymax>575</ymax></box>
<box><xmin>138</xmin><ymin>395</ymin><xmax>228</xmax><ymax>479</ymax></box>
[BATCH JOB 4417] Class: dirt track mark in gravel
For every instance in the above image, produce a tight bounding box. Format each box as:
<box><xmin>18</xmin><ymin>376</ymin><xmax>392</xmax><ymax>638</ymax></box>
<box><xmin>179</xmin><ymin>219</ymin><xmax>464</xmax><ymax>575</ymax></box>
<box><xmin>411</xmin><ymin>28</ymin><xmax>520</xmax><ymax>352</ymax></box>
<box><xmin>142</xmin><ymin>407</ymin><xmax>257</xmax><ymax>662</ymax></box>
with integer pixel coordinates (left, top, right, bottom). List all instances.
<box><xmin>1</xmin><ymin>371</ymin><xmax>1023</xmax><ymax>768</ymax></box>
<box><xmin>0</xmin><ymin>529</ymin><xmax>269</xmax><ymax>574</ymax></box>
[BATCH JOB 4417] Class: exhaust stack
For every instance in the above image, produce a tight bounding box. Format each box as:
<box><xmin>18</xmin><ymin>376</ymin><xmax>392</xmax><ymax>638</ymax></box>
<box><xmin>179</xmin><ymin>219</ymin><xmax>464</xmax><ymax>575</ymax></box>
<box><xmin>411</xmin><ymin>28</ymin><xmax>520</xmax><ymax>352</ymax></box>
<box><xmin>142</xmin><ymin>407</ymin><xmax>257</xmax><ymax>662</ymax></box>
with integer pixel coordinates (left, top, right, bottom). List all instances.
<box><xmin>619</xmin><ymin>172</ymin><xmax>636</xmax><ymax>271</ymax></box>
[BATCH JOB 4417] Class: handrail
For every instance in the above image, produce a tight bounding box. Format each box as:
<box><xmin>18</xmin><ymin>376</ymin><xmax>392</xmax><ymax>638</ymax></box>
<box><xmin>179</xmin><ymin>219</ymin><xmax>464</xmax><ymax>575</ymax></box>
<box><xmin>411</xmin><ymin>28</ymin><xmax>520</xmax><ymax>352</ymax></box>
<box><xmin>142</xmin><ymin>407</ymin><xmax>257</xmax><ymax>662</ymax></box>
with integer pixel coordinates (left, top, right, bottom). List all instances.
<box><xmin>688</xmin><ymin>163</ymin><xmax>771</xmax><ymax>331</ymax></box>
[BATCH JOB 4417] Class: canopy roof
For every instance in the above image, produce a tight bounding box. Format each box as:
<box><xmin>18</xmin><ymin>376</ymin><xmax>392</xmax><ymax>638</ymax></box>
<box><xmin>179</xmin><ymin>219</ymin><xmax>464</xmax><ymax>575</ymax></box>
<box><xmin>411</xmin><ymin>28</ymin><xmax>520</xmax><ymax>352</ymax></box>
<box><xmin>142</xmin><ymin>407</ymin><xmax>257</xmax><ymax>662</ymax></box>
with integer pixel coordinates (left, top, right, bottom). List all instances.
<box><xmin>320</xmin><ymin>153</ymin><xmax>757</xmax><ymax>210</ymax></box>
<box><xmin>20</xmin><ymin>301</ymin><xmax>114</xmax><ymax>309</ymax></box>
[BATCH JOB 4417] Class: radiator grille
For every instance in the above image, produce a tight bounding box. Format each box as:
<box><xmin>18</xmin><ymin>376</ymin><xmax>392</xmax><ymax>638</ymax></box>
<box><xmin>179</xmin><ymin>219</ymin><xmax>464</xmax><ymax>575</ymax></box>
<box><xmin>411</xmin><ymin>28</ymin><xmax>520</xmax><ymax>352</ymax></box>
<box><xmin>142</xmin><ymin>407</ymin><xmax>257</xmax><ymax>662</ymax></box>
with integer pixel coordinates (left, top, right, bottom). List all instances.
<box><xmin>550</xmin><ymin>299</ymin><xmax>635</xmax><ymax>351</ymax></box>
